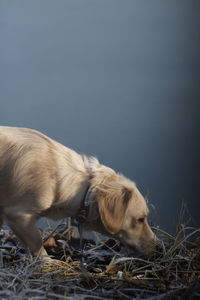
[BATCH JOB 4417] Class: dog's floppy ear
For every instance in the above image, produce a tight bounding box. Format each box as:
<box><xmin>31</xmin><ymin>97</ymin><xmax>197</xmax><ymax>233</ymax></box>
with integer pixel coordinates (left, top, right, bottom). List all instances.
<box><xmin>97</xmin><ymin>186</ymin><xmax>132</xmax><ymax>235</ymax></box>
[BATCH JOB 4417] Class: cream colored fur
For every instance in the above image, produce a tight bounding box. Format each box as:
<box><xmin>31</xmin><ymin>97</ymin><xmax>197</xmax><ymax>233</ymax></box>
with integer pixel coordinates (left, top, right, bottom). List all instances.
<box><xmin>0</xmin><ymin>126</ymin><xmax>157</xmax><ymax>258</ymax></box>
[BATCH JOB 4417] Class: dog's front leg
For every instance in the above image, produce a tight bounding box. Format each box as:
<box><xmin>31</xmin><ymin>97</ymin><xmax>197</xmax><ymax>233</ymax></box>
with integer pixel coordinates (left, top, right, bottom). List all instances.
<box><xmin>5</xmin><ymin>210</ymin><xmax>49</xmax><ymax>259</ymax></box>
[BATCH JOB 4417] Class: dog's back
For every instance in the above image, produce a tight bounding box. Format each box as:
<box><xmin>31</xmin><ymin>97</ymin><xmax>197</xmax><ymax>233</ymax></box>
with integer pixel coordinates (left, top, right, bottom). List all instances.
<box><xmin>0</xmin><ymin>127</ymin><xmax>55</xmax><ymax>206</ymax></box>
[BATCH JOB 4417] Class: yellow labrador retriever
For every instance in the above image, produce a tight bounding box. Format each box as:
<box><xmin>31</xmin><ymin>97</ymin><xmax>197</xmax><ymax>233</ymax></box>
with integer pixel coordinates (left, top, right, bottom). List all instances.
<box><xmin>0</xmin><ymin>126</ymin><xmax>157</xmax><ymax>258</ymax></box>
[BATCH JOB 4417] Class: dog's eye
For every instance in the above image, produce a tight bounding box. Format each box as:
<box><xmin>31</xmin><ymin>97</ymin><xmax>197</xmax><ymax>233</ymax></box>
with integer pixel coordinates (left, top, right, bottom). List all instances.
<box><xmin>138</xmin><ymin>218</ymin><xmax>145</xmax><ymax>223</ymax></box>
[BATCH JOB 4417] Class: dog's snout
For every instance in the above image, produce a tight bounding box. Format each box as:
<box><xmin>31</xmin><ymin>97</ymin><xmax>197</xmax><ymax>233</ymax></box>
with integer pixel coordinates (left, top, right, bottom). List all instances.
<box><xmin>141</xmin><ymin>234</ymin><xmax>160</xmax><ymax>256</ymax></box>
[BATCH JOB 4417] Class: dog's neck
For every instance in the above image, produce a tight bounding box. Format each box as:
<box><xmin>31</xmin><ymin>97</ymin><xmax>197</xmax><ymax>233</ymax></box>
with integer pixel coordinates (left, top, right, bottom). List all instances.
<box><xmin>72</xmin><ymin>178</ymin><xmax>92</xmax><ymax>225</ymax></box>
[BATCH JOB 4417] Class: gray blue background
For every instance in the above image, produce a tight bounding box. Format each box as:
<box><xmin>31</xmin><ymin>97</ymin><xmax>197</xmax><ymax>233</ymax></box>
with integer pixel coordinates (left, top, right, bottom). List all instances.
<box><xmin>1</xmin><ymin>0</ymin><xmax>199</xmax><ymax>233</ymax></box>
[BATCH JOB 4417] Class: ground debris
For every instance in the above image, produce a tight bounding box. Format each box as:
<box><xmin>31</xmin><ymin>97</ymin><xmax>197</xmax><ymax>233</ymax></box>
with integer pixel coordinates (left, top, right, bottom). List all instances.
<box><xmin>0</xmin><ymin>224</ymin><xmax>200</xmax><ymax>299</ymax></box>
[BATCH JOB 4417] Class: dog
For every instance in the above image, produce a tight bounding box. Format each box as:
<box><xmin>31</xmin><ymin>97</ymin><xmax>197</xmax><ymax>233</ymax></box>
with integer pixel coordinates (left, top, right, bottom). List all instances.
<box><xmin>0</xmin><ymin>126</ymin><xmax>158</xmax><ymax>259</ymax></box>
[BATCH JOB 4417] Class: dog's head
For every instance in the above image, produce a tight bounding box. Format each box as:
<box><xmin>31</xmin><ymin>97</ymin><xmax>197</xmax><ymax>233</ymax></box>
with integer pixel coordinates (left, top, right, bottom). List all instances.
<box><xmin>90</xmin><ymin>166</ymin><xmax>158</xmax><ymax>256</ymax></box>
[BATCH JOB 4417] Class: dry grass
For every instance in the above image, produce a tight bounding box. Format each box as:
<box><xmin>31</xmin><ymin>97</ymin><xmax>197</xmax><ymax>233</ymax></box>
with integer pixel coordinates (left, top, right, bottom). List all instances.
<box><xmin>0</xmin><ymin>212</ymin><xmax>200</xmax><ymax>299</ymax></box>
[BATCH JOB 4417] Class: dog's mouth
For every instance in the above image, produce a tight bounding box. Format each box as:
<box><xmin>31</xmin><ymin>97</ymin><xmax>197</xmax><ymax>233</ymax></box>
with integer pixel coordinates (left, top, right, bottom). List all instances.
<box><xmin>123</xmin><ymin>244</ymin><xmax>157</xmax><ymax>258</ymax></box>
<box><xmin>116</xmin><ymin>240</ymin><xmax>147</xmax><ymax>257</ymax></box>
<box><xmin>114</xmin><ymin>234</ymin><xmax>141</xmax><ymax>255</ymax></box>
<box><xmin>116</xmin><ymin>235</ymin><xmax>157</xmax><ymax>257</ymax></box>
